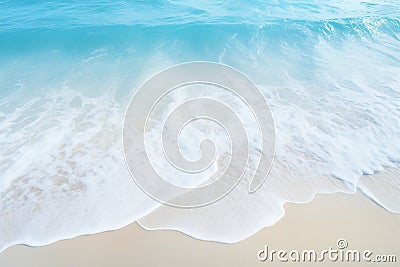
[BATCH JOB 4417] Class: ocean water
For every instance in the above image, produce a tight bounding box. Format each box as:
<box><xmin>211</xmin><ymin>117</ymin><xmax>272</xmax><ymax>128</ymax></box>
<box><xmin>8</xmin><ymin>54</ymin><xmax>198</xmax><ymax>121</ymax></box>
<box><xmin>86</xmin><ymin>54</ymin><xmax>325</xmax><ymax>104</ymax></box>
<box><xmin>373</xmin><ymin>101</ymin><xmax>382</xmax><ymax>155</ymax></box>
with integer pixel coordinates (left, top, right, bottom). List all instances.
<box><xmin>1</xmin><ymin>0</ymin><xmax>400</xmax><ymax>251</ymax></box>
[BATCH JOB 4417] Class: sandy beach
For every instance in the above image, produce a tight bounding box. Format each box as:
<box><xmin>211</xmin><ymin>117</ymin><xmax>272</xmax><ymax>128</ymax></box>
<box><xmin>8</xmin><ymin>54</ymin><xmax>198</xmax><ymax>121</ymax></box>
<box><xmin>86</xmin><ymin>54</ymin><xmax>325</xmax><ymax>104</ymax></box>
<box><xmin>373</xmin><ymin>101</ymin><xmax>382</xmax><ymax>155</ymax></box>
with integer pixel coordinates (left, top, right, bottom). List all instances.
<box><xmin>0</xmin><ymin>191</ymin><xmax>398</xmax><ymax>266</ymax></box>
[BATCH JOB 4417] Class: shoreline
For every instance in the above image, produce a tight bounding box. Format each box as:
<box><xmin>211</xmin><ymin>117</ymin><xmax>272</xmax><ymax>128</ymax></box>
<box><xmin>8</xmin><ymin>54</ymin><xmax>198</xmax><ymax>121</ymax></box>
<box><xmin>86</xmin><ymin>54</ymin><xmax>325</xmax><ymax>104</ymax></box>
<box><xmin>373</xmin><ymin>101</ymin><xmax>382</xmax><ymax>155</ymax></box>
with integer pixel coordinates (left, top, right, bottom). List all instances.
<box><xmin>1</xmin><ymin>191</ymin><xmax>399</xmax><ymax>266</ymax></box>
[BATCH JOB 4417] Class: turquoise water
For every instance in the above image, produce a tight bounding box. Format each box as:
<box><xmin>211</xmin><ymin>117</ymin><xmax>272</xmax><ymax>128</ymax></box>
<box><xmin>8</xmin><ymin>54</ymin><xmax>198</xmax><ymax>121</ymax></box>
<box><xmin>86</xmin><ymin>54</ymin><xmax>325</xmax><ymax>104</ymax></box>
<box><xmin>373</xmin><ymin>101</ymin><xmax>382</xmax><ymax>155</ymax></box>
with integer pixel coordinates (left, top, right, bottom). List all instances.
<box><xmin>1</xmin><ymin>0</ymin><xmax>400</xmax><ymax>29</ymax></box>
<box><xmin>1</xmin><ymin>0</ymin><xmax>400</xmax><ymax>250</ymax></box>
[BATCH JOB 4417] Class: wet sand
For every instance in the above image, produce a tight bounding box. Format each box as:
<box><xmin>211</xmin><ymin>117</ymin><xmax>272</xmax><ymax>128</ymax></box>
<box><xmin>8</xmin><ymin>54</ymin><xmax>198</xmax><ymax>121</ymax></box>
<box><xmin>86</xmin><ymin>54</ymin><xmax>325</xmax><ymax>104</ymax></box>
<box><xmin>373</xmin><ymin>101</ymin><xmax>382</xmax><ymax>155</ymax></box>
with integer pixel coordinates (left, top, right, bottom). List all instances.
<box><xmin>0</xmin><ymin>191</ymin><xmax>399</xmax><ymax>266</ymax></box>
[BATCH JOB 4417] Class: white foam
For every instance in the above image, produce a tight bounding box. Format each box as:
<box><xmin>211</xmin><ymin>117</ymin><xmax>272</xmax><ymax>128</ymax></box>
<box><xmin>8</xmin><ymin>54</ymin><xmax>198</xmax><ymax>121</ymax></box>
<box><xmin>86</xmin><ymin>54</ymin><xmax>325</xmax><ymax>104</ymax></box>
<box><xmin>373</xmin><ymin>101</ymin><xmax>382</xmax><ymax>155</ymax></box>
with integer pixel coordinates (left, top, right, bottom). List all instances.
<box><xmin>138</xmin><ymin>31</ymin><xmax>400</xmax><ymax>241</ymax></box>
<box><xmin>0</xmin><ymin>89</ymin><xmax>159</xmax><ymax>250</ymax></box>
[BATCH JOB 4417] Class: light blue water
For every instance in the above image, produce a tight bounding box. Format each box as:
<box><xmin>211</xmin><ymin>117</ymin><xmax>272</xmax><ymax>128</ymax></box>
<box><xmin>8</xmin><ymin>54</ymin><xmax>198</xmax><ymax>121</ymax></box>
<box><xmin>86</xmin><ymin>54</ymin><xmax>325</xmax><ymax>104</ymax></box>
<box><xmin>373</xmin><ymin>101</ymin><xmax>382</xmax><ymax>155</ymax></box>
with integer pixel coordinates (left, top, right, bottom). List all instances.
<box><xmin>1</xmin><ymin>0</ymin><xmax>400</xmax><ymax>251</ymax></box>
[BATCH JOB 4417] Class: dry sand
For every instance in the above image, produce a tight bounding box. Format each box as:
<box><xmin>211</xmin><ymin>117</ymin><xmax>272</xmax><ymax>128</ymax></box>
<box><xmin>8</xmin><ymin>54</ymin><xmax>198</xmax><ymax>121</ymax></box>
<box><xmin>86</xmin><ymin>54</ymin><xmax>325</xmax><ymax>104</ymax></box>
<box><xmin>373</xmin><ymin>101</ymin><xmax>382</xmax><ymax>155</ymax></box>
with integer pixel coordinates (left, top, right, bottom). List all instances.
<box><xmin>0</xmin><ymin>191</ymin><xmax>399</xmax><ymax>266</ymax></box>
